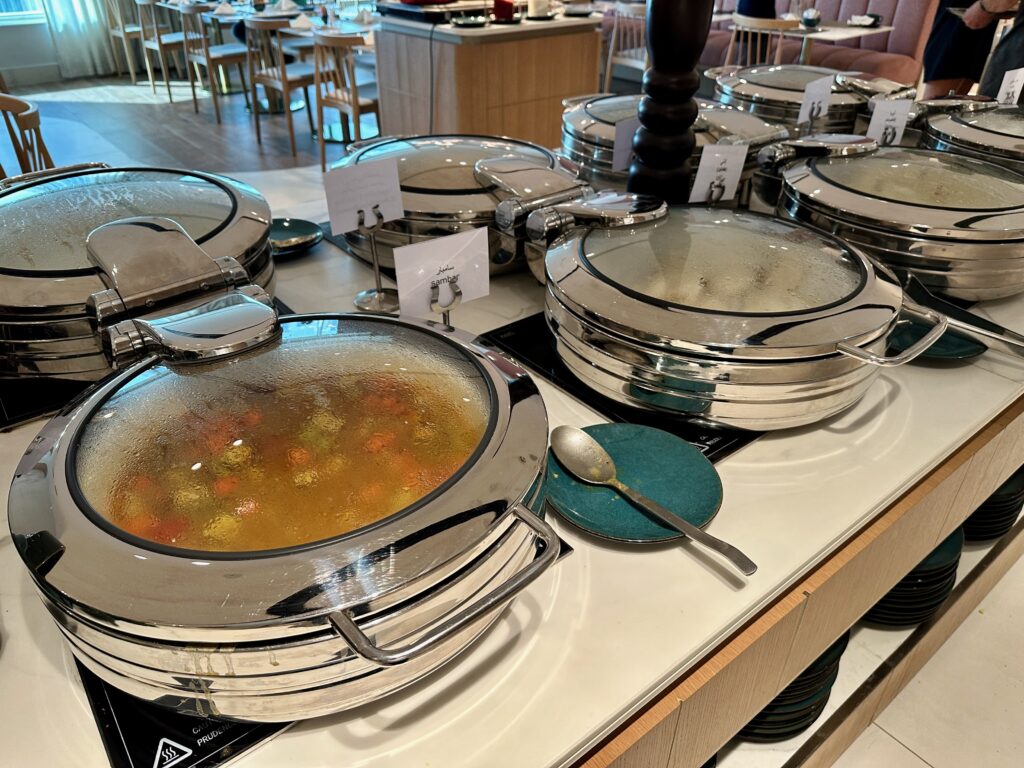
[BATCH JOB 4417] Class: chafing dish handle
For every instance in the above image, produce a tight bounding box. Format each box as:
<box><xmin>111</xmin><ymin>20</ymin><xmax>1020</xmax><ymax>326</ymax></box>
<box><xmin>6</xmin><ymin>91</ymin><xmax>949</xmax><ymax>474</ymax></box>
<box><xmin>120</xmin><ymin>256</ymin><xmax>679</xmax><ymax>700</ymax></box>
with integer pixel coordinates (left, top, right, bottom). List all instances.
<box><xmin>329</xmin><ymin>504</ymin><xmax>560</xmax><ymax>667</ymax></box>
<box><xmin>837</xmin><ymin>305</ymin><xmax>948</xmax><ymax>367</ymax></box>
<box><xmin>0</xmin><ymin>162</ymin><xmax>110</xmax><ymax>191</ymax></box>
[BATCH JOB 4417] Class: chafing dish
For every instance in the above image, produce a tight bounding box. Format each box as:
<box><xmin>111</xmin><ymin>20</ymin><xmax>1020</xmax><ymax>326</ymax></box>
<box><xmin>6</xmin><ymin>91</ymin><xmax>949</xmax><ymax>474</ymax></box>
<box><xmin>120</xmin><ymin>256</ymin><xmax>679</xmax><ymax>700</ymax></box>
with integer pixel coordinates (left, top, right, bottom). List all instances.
<box><xmin>0</xmin><ymin>165</ymin><xmax>275</xmax><ymax>381</ymax></box>
<box><xmin>775</xmin><ymin>146</ymin><xmax>1024</xmax><ymax>300</ymax></box>
<box><xmin>330</xmin><ymin>134</ymin><xmax>587</xmax><ymax>274</ymax></box>
<box><xmin>558</xmin><ymin>93</ymin><xmax>789</xmax><ymax>191</ymax></box>
<box><xmin>528</xmin><ymin>199</ymin><xmax>948</xmax><ymax>430</ymax></box>
<box><xmin>921</xmin><ymin>105</ymin><xmax>1024</xmax><ymax>172</ymax></box>
<box><xmin>10</xmin><ymin>217</ymin><xmax>556</xmax><ymax>721</ymax></box>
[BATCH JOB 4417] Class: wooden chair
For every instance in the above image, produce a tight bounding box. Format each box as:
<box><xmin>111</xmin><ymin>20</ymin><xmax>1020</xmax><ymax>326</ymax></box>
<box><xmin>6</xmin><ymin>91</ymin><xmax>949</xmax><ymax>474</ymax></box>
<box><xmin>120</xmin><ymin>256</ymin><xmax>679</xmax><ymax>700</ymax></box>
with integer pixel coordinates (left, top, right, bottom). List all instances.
<box><xmin>179</xmin><ymin>3</ymin><xmax>249</xmax><ymax>123</ymax></box>
<box><xmin>103</xmin><ymin>0</ymin><xmax>145</xmax><ymax>85</ymax></box>
<box><xmin>724</xmin><ymin>13</ymin><xmax>799</xmax><ymax>68</ymax></box>
<box><xmin>603</xmin><ymin>3</ymin><xmax>648</xmax><ymax>93</ymax></box>
<box><xmin>135</xmin><ymin>0</ymin><xmax>185</xmax><ymax>100</ymax></box>
<box><xmin>1</xmin><ymin>95</ymin><xmax>53</xmax><ymax>179</ymax></box>
<box><xmin>245</xmin><ymin>18</ymin><xmax>316</xmax><ymax>157</ymax></box>
<box><xmin>313</xmin><ymin>31</ymin><xmax>379</xmax><ymax>170</ymax></box>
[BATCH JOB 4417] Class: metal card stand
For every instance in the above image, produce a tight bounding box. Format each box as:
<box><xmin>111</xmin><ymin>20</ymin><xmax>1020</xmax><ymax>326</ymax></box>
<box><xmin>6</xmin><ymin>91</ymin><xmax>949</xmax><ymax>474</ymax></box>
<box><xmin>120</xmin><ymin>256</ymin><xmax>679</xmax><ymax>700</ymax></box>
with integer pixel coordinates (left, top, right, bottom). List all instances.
<box><xmin>796</xmin><ymin>101</ymin><xmax>822</xmax><ymax>138</ymax></box>
<box><xmin>354</xmin><ymin>204</ymin><xmax>401</xmax><ymax>313</ymax></box>
<box><xmin>430</xmin><ymin>274</ymin><xmax>462</xmax><ymax>327</ymax></box>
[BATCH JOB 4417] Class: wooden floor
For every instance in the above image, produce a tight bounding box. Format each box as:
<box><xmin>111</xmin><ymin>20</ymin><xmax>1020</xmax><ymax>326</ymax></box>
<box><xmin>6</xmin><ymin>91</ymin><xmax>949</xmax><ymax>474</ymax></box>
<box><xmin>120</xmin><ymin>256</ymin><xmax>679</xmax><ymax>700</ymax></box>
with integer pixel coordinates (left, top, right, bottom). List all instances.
<box><xmin>5</xmin><ymin>73</ymin><xmax>380</xmax><ymax>173</ymax></box>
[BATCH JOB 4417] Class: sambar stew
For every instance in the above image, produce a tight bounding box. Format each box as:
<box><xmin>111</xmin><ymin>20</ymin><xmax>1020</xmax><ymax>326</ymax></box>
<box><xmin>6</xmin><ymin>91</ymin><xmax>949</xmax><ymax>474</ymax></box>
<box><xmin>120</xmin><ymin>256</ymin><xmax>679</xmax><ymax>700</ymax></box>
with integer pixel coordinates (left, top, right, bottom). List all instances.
<box><xmin>75</xmin><ymin>334</ymin><xmax>491</xmax><ymax>553</ymax></box>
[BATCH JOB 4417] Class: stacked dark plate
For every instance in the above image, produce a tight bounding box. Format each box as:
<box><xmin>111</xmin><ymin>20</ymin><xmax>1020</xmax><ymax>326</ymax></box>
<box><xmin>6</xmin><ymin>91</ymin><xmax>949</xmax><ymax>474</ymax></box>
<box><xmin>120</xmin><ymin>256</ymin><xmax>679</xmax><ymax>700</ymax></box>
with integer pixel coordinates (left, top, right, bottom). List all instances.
<box><xmin>738</xmin><ymin>631</ymin><xmax>850</xmax><ymax>743</ymax></box>
<box><xmin>964</xmin><ymin>466</ymin><xmax>1024</xmax><ymax>542</ymax></box>
<box><xmin>865</xmin><ymin>528</ymin><xmax>963</xmax><ymax>627</ymax></box>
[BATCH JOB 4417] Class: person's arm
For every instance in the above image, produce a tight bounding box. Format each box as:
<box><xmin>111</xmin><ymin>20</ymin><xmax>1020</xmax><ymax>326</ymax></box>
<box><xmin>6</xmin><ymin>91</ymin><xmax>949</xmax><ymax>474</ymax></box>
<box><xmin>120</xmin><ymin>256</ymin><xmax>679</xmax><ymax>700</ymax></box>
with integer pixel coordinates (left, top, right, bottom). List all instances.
<box><xmin>963</xmin><ymin>0</ymin><xmax>1018</xmax><ymax>29</ymax></box>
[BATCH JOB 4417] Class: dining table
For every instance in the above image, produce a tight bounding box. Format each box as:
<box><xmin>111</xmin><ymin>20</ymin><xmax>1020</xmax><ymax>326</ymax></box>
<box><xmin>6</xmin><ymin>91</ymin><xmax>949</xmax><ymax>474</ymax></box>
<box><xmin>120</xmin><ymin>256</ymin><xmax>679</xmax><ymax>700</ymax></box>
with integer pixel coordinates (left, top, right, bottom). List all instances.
<box><xmin>778</xmin><ymin>21</ymin><xmax>895</xmax><ymax>65</ymax></box>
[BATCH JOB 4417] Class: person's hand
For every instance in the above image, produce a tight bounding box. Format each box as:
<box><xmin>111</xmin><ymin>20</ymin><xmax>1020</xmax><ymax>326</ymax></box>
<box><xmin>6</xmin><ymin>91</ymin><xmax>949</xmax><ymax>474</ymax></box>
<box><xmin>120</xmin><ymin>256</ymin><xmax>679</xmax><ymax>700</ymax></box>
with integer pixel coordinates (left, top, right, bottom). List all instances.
<box><xmin>963</xmin><ymin>1</ymin><xmax>995</xmax><ymax>29</ymax></box>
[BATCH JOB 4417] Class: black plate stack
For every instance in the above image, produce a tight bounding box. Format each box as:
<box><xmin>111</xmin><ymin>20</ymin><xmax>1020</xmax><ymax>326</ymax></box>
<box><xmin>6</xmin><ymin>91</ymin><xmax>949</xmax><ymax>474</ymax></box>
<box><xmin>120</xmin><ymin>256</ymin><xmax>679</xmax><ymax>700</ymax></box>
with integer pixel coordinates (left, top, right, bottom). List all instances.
<box><xmin>964</xmin><ymin>465</ymin><xmax>1024</xmax><ymax>542</ymax></box>
<box><xmin>865</xmin><ymin>527</ymin><xmax>963</xmax><ymax>627</ymax></box>
<box><xmin>738</xmin><ymin>631</ymin><xmax>850</xmax><ymax>743</ymax></box>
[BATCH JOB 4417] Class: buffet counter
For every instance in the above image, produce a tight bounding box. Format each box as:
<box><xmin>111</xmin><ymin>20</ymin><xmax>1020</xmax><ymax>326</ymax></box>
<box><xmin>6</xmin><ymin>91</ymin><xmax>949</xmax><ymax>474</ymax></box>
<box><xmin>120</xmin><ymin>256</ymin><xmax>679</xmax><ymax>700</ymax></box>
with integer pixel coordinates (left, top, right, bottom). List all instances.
<box><xmin>4</xmin><ymin>171</ymin><xmax>1024</xmax><ymax>767</ymax></box>
<box><xmin>375</xmin><ymin>15</ymin><xmax>601</xmax><ymax>146</ymax></box>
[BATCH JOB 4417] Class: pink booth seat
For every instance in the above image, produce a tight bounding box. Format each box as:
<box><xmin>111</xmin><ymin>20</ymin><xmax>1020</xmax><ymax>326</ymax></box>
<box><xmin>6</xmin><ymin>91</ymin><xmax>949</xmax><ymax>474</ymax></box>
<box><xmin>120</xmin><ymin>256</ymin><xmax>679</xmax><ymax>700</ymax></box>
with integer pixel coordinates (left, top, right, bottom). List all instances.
<box><xmin>702</xmin><ymin>0</ymin><xmax>938</xmax><ymax>85</ymax></box>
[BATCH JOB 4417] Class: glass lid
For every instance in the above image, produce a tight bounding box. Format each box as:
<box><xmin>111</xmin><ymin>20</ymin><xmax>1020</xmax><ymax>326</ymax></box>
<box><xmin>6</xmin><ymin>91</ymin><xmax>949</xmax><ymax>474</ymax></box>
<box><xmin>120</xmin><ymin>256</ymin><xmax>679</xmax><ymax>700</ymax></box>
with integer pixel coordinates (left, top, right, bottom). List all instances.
<box><xmin>953</xmin><ymin>107</ymin><xmax>1024</xmax><ymax>139</ymax></box>
<box><xmin>580</xmin><ymin>209</ymin><xmax>865</xmax><ymax>315</ymax></box>
<box><xmin>696</xmin><ymin>107</ymin><xmax>789</xmax><ymax>145</ymax></box>
<box><xmin>0</xmin><ymin>169</ymin><xmax>235</xmax><ymax>276</ymax></box>
<box><xmin>738</xmin><ymin>65</ymin><xmax>840</xmax><ymax>91</ymax></box>
<box><xmin>353</xmin><ymin>135</ymin><xmax>554</xmax><ymax>194</ymax></box>
<box><xmin>811</xmin><ymin>148</ymin><xmax>1024</xmax><ymax>210</ymax></box>
<box><xmin>583</xmin><ymin>94</ymin><xmax>640</xmax><ymax>125</ymax></box>
<box><xmin>73</xmin><ymin>317</ymin><xmax>494</xmax><ymax>555</ymax></box>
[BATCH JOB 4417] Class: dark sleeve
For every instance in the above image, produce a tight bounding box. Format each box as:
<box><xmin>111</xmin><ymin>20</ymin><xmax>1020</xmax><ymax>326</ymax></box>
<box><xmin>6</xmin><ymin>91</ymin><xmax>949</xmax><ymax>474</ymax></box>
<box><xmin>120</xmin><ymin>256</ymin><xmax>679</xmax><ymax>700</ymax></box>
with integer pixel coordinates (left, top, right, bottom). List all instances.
<box><xmin>736</xmin><ymin>0</ymin><xmax>775</xmax><ymax>18</ymax></box>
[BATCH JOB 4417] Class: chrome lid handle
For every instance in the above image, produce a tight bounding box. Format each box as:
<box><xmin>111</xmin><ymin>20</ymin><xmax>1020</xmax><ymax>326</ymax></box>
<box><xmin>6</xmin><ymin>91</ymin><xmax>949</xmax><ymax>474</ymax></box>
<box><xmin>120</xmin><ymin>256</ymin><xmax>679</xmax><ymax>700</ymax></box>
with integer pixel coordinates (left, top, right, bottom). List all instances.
<box><xmin>0</xmin><ymin>162</ymin><xmax>110</xmax><ymax>191</ymax></box>
<box><xmin>837</xmin><ymin>305</ymin><xmax>948</xmax><ymax>367</ymax></box>
<box><xmin>757</xmin><ymin>135</ymin><xmax>878</xmax><ymax>172</ymax></box>
<box><xmin>329</xmin><ymin>504</ymin><xmax>560</xmax><ymax>667</ymax></box>
<box><xmin>525</xmin><ymin>191</ymin><xmax>668</xmax><ymax>245</ymax></box>
<box><xmin>478</xmin><ymin>157</ymin><xmax>593</xmax><ymax>232</ymax></box>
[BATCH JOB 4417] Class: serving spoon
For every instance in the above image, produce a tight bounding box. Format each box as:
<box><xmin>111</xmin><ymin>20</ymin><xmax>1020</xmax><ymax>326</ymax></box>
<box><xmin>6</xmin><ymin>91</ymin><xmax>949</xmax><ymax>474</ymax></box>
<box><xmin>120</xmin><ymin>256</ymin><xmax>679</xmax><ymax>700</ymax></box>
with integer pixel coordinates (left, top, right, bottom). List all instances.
<box><xmin>550</xmin><ymin>426</ymin><xmax>757</xmax><ymax>576</ymax></box>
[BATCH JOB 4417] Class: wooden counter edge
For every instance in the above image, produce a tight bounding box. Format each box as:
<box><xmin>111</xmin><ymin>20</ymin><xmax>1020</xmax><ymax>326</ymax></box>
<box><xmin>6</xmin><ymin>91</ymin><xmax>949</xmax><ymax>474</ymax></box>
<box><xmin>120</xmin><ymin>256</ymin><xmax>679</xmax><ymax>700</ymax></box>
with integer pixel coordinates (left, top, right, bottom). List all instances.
<box><xmin>574</xmin><ymin>391</ymin><xmax>1024</xmax><ymax>768</ymax></box>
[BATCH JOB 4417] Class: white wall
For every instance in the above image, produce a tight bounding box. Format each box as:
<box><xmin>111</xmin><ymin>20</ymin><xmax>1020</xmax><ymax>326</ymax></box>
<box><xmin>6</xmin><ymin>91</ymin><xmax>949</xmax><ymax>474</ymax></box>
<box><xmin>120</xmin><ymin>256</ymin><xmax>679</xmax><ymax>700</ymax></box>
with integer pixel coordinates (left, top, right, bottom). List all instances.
<box><xmin>0</xmin><ymin>19</ymin><xmax>59</xmax><ymax>87</ymax></box>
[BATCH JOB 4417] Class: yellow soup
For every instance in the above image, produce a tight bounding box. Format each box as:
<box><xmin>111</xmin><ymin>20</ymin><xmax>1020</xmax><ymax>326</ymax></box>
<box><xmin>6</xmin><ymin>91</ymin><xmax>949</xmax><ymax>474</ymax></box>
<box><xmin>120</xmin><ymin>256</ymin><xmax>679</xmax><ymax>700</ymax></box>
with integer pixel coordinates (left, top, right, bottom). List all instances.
<box><xmin>75</xmin><ymin>323</ymin><xmax>491</xmax><ymax>552</ymax></box>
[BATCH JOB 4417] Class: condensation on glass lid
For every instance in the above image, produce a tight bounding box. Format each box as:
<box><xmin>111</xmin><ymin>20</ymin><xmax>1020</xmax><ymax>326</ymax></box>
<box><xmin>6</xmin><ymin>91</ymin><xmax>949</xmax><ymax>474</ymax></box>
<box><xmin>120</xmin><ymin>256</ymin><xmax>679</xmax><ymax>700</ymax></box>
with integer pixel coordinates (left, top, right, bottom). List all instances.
<box><xmin>581</xmin><ymin>209</ymin><xmax>865</xmax><ymax>314</ymax></box>
<box><xmin>356</xmin><ymin>136</ymin><xmax>552</xmax><ymax>191</ymax></box>
<box><xmin>0</xmin><ymin>170</ymin><xmax>232</xmax><ymax>274</ymax></box>
<box><xmin>74</xmin><ymin>319</ymin><xmax>493</xmax><ymax>553</ymax></box>
<box><xmin>813</xmin><ymin>148</ymin><xmax>1024</xmax><ymax>210</ymax></box>
<box><xmin>960</xmin><ymin>108</ymin><xmax>1024</xmax><ymax>139</ymax></box>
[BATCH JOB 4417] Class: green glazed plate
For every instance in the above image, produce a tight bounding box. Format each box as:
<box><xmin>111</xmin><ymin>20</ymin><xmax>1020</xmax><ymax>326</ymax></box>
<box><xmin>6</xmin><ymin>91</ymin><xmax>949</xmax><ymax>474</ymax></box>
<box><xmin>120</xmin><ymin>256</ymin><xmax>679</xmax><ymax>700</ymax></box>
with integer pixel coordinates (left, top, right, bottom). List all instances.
<box><xmin>541</xmin><ymin>423</ymin><xmax>723</xmax><ymax>543</ymax></box>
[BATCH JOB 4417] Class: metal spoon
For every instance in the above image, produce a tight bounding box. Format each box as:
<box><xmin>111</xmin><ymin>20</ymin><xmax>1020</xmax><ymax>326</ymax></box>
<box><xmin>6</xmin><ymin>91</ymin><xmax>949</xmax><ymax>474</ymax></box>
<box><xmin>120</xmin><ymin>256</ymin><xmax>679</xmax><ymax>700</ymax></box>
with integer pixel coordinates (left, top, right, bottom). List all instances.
<box><xmin>550</xmin><ymin>425</ymin><xmax>757</xmax><ymax>576</ymax></box>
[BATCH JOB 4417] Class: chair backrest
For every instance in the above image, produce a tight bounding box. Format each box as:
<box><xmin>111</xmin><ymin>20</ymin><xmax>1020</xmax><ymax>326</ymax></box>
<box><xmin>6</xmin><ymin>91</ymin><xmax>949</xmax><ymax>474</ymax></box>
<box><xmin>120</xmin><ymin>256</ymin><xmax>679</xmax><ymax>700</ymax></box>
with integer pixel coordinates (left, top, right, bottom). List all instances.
<box><xmin>726</xmin><ymin>12</ymin><xmax>799</xmax><ymax>66</ymax></box>
<box><xmin>135</xmin><ymin>0</ymin><xmax>162</xmax><ymax>44</ymax></box>
<box><xmin>245</xmin><ymin>17</ymin><xmax>292</xmax><ymax>79</ymax></box>
<box><xmin>103</xmin><ymin>0</ymin><xmax>128</xmax><ymax>32</ymax></box>
<box><xmin>610</xmin><ymin>3</ymin><xmax>647</xmax><ymax>66</ymax></box>
<box><xmin>179</xmin><ymin>4</ymin><xmax>213</xmax><ymax>62</ymax></box>
<box><xmin>0</xmin><ymin>95</ymin><xmax>53</xmax><ymax>176</ymax></box>
<box><xmin>313</xmin><ymin>31</ymin><xmax>365</xmax><ymax>106</ymax></box>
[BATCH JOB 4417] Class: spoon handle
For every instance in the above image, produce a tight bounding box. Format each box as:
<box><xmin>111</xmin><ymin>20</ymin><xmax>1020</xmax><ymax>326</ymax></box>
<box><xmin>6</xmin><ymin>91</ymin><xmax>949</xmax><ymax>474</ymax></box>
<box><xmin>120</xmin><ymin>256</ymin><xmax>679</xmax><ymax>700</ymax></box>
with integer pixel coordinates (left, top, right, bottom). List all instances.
<box><xmin>612</xmin><ymin>480</ymin><xmax>758</xmax><ymax>576</ymax></box>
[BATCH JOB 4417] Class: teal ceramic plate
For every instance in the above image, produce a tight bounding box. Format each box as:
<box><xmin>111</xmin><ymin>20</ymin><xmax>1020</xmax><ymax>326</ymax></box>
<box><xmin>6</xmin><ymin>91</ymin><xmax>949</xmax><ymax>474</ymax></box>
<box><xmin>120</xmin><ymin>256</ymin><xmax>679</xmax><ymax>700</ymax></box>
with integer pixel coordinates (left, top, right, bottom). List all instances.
<box><xmin>916</xmin><ymin>527</ymin><xmax>965</xmax><ymax>572</ymax></box>
<box><xmin>889</xmin><ymin>320</ymin><xmax>986</xmax><ymax>361</ymax></box>
<box><xmin>270</xmin><ymin>218</ymin><xmax>324</xmax><ymax>258</ymax></box>
<box><xmin>541</xmin><ymin>423</ymin><xmax>723</xmax><ymax>543</ymax></box>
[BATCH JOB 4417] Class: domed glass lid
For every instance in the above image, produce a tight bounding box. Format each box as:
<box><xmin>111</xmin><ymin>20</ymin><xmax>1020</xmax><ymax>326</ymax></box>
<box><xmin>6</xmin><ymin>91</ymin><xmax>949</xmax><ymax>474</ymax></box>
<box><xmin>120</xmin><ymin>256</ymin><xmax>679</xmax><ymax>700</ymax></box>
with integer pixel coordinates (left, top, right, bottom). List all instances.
<box><xmin>580</xmin><ymin>209</ymin><xmax>865</xmax><ymax>315</ymax></box>
<box><xmin>738</xmin><ymin>64</ymin><xmax>840</xmax><ymax>91</ymax></box>
<box><xmin>73</xmin><ymin>317</ymin><xmax>494</xmax><ymax>555</ymax></box>
<box><xmin>583</xmin><ymin>94</ymin><xmax>640</xmax><ymax>125</ymax></box>
<box><xmin>0</xmin><ymin>169</ymin><xmax>235</xmax><ymax>276</ymax></box>
<box><xmin>811</xmin><ymin>148</ymin><xmax>1024</xmax><ymax>210</ymax></box>
<box><xmin>954</xmin><ymin>106</ymin><xmax>1024</xmax><ymax>139</ymax></box>
<box><xmin>352</xmin><ymin>135</ymin><xmax>554</xmax><ymax>194</ymax></box>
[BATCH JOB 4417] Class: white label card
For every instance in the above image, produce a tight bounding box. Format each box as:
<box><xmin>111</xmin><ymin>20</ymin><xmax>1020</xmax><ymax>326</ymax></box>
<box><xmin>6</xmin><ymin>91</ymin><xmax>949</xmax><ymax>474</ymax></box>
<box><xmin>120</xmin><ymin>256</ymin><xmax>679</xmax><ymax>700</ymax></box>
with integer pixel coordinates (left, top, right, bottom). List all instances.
<box><xmin>798</xmin><ymin>75</ymin><xmax>834</xmax><ymax>126</ymax></box>
<box><xmin>393</xmin><ymin>228</ymin><xmax>490</xmax><ymax>320</ymax></box>
<box><xmin>998</xmin><ymin>67</ymin><xmax>1024</xmax><ymax>105</ymax></box>
<box><xmin>612</xmin><ymin>115</ymin><xmax>641</xmax><ymax>172</ymax></box>
<box><xmin>865</xmin><ymin>99</ymin><xmax>912</xmax><ymax>146</ymax></box>
<box><xmin>688</xmin><ymin>144</ymin><xmax>748</xmax><ymax>204</ymax></box>
<box><xmin>324</xmin><ymin>157</ymin><xmax>404</xmax><ymax>235</ymax></box>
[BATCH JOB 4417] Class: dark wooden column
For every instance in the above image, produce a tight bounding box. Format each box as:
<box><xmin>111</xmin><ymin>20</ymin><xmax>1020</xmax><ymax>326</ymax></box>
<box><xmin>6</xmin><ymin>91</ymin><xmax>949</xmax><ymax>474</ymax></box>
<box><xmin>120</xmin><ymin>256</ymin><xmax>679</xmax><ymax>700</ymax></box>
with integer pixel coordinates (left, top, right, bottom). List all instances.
<box><xmin>627</xmin><ymin>0</ymin><xmax>715</xmax><ymax>203</ymax></box>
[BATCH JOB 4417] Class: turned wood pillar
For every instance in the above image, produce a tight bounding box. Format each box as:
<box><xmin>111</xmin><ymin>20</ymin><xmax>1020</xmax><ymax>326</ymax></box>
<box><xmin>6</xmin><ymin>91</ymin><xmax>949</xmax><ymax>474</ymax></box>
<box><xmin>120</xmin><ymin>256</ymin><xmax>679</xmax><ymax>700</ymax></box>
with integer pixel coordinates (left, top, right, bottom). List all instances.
<box><xmin>627</xmin><ymin>0</ymin><xmax>715</xmax><ymax>203</ymax></box>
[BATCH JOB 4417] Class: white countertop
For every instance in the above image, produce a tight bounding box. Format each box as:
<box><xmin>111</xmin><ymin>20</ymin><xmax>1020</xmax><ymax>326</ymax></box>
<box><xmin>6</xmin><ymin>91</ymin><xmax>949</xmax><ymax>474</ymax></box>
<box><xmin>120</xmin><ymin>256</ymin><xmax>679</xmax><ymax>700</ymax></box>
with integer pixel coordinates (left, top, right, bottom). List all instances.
<box><xmin>4</xmin><ymin>166</ymin><xmax>1024</xmax><ymax>768</ymax></box>
<box><xmin>378</xmin><ymin>13</ymin><xmax>601</xmax><ymax>44</ymax></box>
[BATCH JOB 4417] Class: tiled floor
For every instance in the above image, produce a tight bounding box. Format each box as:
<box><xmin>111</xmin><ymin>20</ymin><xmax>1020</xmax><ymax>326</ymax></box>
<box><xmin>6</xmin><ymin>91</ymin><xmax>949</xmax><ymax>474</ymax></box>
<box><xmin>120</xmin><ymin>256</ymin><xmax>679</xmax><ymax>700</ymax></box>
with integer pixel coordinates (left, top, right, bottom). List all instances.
<box><xmin>837</xmin><ymin>552</ymin><xmax>1024</xmax><ymax>767</ymax></box>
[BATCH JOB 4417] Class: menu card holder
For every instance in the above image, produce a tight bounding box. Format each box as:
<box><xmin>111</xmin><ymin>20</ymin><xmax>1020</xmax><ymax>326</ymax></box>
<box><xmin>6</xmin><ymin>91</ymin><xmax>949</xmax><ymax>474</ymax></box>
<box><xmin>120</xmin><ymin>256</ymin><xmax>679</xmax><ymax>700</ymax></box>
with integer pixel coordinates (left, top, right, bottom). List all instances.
<box><xmin>429</xmin><ymin>273</ymin><xmax>462</xmax><ymax>326</ymax></box>
<box><xmin>353</xmin><ymin>204</ymin><xmax>400</xmax><ymax>313</ymax></box>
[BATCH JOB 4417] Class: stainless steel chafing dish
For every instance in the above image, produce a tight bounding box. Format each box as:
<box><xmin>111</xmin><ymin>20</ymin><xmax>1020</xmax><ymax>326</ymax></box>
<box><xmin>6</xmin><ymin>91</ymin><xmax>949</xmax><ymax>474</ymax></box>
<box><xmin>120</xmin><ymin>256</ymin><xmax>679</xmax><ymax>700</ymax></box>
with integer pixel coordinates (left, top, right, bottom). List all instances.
<box><xmin>10</xmin><ymin>217</ymin><xmax>556</xmax><ymax>722</ymax></box>
<box><xmin>527</xmin><ymin>197</ymin><xmax>948</xmax><ymax>431</ymax></box>
<box><xmin>773</xmin><ymin>146</ymin><xmax>1024</xmax><ymax>300</ymax></box>
<box><xmin>0</xmin><ymin>165</ymin><xmax>275</xmax><ymax>381</ymax></box>
<box><xmin>921</xmin><ymin>105</ymin><xmax>1024</xmax><ymax>172</ymax></box>
<box><xmin>713</xmin><ymin>65</ymin><xmax>867</xmax><ymax>132</ymax></box>
<box><xmin>330</xmin><ymin>134</ymin><xmax>587</xmax><ymax>274</ymax></box>
<box><xmin>558</xmin><ymin>93</ymin><xmax>789</xmax><ymax>192</ymax></box>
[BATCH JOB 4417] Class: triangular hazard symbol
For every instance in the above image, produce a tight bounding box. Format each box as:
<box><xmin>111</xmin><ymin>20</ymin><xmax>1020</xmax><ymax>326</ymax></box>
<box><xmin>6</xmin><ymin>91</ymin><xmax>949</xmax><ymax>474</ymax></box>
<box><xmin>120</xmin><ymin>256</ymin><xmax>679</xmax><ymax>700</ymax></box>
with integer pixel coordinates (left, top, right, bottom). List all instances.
<box><xmin>152</xmin><ymin>737</ymin><xmax>193</xmax><ymax>768</ymax></box>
